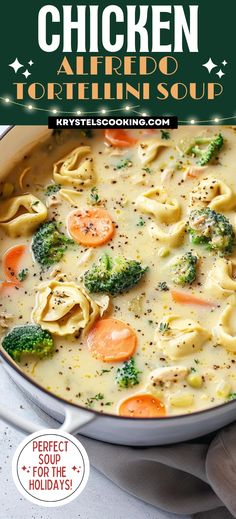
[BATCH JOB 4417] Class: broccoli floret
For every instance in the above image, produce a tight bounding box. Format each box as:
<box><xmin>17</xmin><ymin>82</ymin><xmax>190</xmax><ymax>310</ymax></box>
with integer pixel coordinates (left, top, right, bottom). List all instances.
<box><xmin>186</xmin><ymin>133</ymin><xmax>224</xmax><ymax>166</ymax></box>
<box><xmin>116</xmin><ymin>358</ymin><xmax>141</xmax><ymax>388</ymax></box>
<box><xmin>228</xmin><ymin>393</ymin><xmax>236</xmax><ymax>401</ymax></box>
<box><xmin>188</xmin><ymin>208</ymin><xmax>235</xmax><ymax>256</ymax></box>
<box><xmin>84</xmin><ymin>253</ymin><xmax>148</xmax><ymax>296</ymax></box>
<box><xmin>32</xmin><ymin>221</ymin><xmax>74</xmax><ymax>267</ymax></box>
<box><xmin>172</xmin><ymin>252</ymin><xmax>198</xmax><ymax>286</ymax></box>
<box><xmin>2</xmin><ymin>325</ymin><xmax>54</xmax><ymax>362</ymax></box>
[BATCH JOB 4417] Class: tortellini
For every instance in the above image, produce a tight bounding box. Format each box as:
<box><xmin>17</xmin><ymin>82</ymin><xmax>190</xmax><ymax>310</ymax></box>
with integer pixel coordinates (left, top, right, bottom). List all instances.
<box><xmin>189</xmin><ymin>177</ymin><xmax>236</xmax><ymax>211</ymax></box>
<box><xmin>138</xmin><ymin>139</ymin><xmax>169</xmax><ymax>166</ymax></box>
<box><xmin>214</xmin><ymin>302</ymin><xmax>236</xmax><ymax>352</ymax></box>
<box><xmin>32</xmin><ymin>274</ymin><xmax>107</xmax><ymax>336</ymax></box>
<box><xmin>206</xmin><ymin>258</ymin><xmax>236</xmax><ymax>298</ymax></box>
<box><xmin>155</xmin><ymin>315</ymin><xmax>210</xmax><ymax>360</ymax></box>
<box><xmin>149</xmin><ymin>220</ymin><xmax>186</xmax><ymax>247</ymax></box>
<box><xmin>0</xmin><ymin>194</ymin><xmax>47</xmax><ymax>238</ymax></box>
<box><xmin>135</xmin><ymin>187</ymin><xmax>181</xmax><ymax>223</ymax></box>
<box><xmin>53</xmin><ymin>146</ymin><xmax>95</xmax><ymax>187</ymax></box>
<box><xmin>59</xmin><ymin>188</ymin><xmax>82</xmax><ymax>205</ymax></box>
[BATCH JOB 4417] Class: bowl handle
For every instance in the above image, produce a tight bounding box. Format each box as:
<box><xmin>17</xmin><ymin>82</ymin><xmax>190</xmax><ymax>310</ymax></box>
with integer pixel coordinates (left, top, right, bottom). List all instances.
<box><xmin>0</xmin><ymin>402</ymin><xmax>95</xmax><ymax>435</ymax></box>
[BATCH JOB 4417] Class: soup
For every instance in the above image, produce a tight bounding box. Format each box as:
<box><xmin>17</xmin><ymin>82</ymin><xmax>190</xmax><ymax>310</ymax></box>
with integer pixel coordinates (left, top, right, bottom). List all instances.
<box><xmin>1</xmin><ymin>127</ymin><xmax>236</xmax><ymax>418</ymax></box>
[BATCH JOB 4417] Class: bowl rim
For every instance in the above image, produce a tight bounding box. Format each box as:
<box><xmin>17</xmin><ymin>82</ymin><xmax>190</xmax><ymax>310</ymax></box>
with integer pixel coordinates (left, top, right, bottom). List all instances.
<box><xmin>0</xmin><ymin>124</ymin><xmax>236</xmax><ymax>423</ymax></box>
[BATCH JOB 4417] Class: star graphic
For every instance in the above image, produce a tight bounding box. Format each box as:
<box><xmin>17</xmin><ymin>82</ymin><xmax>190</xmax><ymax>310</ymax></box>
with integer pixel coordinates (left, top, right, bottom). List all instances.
<box><xmin>22</xmin><ymin>69</ymin><xmax>31</xmax><ymax>78</ymax></box>
<box><xmin>9</xmin><ymin>58</ymin><xmax>23</xmax><ymax>74</ymax></box>
<box><xmin>216</xmin><ymin>69</ymin><xmax>225</xmax><ymax>79</ymax></box>
<box><xmin>202</xmin><ymin>58</ymin><xmax>217</xmax><ymax>74</ymax></box>
<box><xmin>28</xmin><ymin>60</ymin><xmax>34</xmax><ymax>67</ymax></box>
<box><xmin>222</xmin><ymin>60</ymin><xmax>228</xmax><ymax>66</ymax></box>
<box><xmin>72</xmin><ymin>466</ymin><xmax>77</xmax><ymax>471</ymax></box>
<box><xmin>21</xmin><ymin>466</ymin><xmax>27</xmax><ymax>471</ymax></box>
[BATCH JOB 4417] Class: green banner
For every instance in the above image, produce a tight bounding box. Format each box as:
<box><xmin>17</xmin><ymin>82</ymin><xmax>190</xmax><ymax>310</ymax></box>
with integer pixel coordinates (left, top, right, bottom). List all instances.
<box><xmin>0</xmin><ymin>0</ymin><xmax>234</xmax><ymax>124</ymax></box>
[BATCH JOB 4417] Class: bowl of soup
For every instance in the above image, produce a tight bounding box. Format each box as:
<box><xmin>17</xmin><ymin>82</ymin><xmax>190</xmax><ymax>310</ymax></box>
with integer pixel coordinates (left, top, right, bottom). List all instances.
<box><xmin>1</xmin><ymin>125</ymin><xmax>236</xmax><ymax>445</ymax></box>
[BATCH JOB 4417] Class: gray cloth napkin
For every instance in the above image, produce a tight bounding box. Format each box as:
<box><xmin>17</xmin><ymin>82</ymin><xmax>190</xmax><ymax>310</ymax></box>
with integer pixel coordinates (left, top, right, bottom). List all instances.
<box><xmin>78</xmin><ymin>422</ymin><xmax>236</xmax><ymax>518</ymax></box>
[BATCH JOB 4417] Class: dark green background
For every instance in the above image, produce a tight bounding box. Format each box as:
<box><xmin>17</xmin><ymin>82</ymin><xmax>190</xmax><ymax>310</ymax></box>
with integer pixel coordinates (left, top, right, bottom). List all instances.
<box><xmin>0</xmin><ymin>0</ymin><xmax>234</xmax><ymax>125</ymax></box>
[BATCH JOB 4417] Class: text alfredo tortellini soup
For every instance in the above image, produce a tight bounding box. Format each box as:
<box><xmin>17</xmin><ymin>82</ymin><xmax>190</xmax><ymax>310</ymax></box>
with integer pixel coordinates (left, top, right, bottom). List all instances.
<box><xmin>1</xmin><ymin>127</ymin><xmax>236</xmax><ymax>418</ymax></box>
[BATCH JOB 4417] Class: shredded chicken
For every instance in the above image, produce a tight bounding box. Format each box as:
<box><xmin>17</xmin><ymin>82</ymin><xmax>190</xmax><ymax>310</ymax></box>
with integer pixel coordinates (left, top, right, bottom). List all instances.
<box><xmin>49</xmin><ymin>265</ymin><xmax>62</xmax><ymax>278</ymax></box>
<box><xmin>104</xmin><ymin>145</ymin><xmax>126</xmax><ymax>157</ymax></box>
<box><xmin>0</xmin><ymin>312</ymin><xmax>13</xmax><ymax>330</ymax></box>
<box><xmin>161</xmin><ymin>168</ymin><xmax>175</xmax><ymax>183</ymax></box>
<box><xmin>147</xmin><ymin>366</ymin><xmax>188</xmax><ymax>388</ymax></box>
<box><xmin>77</xmin><ymin>248</ymin><xmax>94</xmax><ymax>267</ymax></box>
<box><xmin>131</xmin><ymin>172</ymin><xmax>153</xmax><ymax>186</ymax></box>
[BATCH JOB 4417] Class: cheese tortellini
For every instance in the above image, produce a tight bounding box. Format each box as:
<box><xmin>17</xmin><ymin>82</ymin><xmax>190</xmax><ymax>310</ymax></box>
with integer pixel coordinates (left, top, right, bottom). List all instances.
<box><xmin>149</xmin><ymin>220</ymin><xmax>186</xmax><ymax>247</ymax></box>
<box><xmin>135</xmin><ymin>187</ymin><xmax>181</xmax><ymax>223</ymax></box>
<box><xmin>206</xmin><ymin>258</ymin><xmax>236</xmax><ymax>298</ymax></box>
<box><xmin>0</xmin><ymin>194</ymin><xmax>47</xmax><ymax>238</ymax></box>
<box><xmin>189</xmin><ymin>177</ymin><xmax>236</xmax><ymax>211</ymax></box>
<box><xmin>59</xmin><ymin>188</ymin><xmax>82</xmax><ymax>205</ymax></box>
<box><xmin>32</xmin><ymin>274</ymin><xmax>107</xmax><ymax>336</ymax></box>
<box><xmin>214</xmin><ymin>302</ymin><xmax>236</xmax><ymax>352</ymax></box>
<box><xmin>138</xmin><ymin>139</ymin><xmax>169</xmax><ymax>166</ymax></box>
<box><xmin>155</xmin><ymin>315</ymin><xmax>210</xmax><ymax>360</ymax></box>
<box><xmin>53</xmin><ymin>146</ymin><xmax>95</xmax><ymax>187</ymax></box>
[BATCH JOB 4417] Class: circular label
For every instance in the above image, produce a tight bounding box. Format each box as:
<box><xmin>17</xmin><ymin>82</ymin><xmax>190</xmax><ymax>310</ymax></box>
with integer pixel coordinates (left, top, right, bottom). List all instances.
<box><xmin>12</xmin><ymin>429</ymin><xmax>90</xmax><ymax>507</ymax></box>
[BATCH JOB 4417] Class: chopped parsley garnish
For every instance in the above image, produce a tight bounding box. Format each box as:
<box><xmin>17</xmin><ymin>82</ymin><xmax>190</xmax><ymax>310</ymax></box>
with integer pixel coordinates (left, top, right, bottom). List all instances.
<box><xmin>159</xmin><ymin>322</ymin><xmax>170</xmax><ymax>334</ymax></box>
<box><xmin>84</xmin><ymin>393</ymin><xmax>112</xmax><ymax>408</ymax></box>
<box><xmin>142</xmin><ymin>167</ymin><xmax>152</xmax><ymax>174</ymax></box>
<box><xmin>85</xmin><ymin>393</ymin><xmax>104</xmax><ymax>407</ymax></box>
<box><xmin>96</xmin><ymin>369</ymin><xmax>112</xmax><ymax>376</ymax></box>
<box><xmin>137</xmin><ymin>217</ymin><xmax>145</xmax><ymax>227</ymax></box>
<box><xmin>115</xmin><ymin>159</ymin><xmax>132</xmax><ymax>169</ymax></box>
<box><xmin>17</xmin><ymin>268</ymin><xmax>29</xmax><ymax>281</ymax></box>
<box><xmin>157</xmin><ymin>281</ymin><xmax>169</xmax><ymax>291</ymax></box>
<box><xmin>89</xmin><ymin>187</ymin><xmax>100</xmax><ymax>205</ymax></box>
<box><xmin>45</xmin><ymin>184</ymin><xmax>61</xmax><ymax>196</ymax></box>
<box><xmin>161</xmin><ymin>130</ymin><xmax>170</xmax><ymax>140</ymax></box>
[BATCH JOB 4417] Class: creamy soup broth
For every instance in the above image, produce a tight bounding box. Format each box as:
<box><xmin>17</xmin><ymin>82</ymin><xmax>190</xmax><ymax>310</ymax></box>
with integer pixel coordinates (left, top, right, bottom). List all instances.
<box><xmin>1</xmin><ymin>126</ymin><xmax>236</xmax><ymax>417</ymax></box>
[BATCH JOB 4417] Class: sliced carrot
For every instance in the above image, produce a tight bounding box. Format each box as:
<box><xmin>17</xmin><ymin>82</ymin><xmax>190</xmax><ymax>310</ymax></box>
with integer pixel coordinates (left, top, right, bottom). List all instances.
<box><xmin>68</xmin><ymin>208</ymin><xmax>115</xmax><ymax>247</ymax></box>
<box><xmin>105</xmin><ymin>129</ymin><xmax>137</xmax><ymax>148</ymax></box>
<box><xmin>3</xmin><ymin>245</ymin><xmax>27</xmax><ymax>285</ymax></box>
<box><xmin>171</xmin><ymin>290</ymin><xmax>216</xmax><ymax>308</ymax></box>
<box><xmin>119</xmin><ymin>394</ymin><xmax>166</xmax><ymax>418</ymax></box>
<box><xmin>87</xmin><ymin>318</ymin><xmax>137</xmax><ymax>363</ymax></box>
<box><xmin>0</xmin><ymin>281</ymin><xmax>16</xmax><ymax>294</ymax></box>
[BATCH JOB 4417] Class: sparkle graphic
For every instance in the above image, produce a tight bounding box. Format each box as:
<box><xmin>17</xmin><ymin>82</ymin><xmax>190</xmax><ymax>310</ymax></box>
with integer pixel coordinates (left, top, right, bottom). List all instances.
<box><xmin>9</xmin><ymin>58</ymin><xmax>23</xmax><ymax>73</ymax></box>
<box><xmin>216</xmin><ymin>69</ymin><xmax>225</xmax><ymax>79</ymax></box>
<box><xmin>22</xmin><ymin>69</ymin><xmax>31</xmax><ymax>78</ymax></box>
<box><xmin>222</xmin><ymin>60</ymin><xmax>228</xmax><ymax>66</ymax></box>
<box><xmin>28</xmin><ymin>60</ymin><xmax>34</xmax><ymax>66</ymax></box>
<box><xmin>202</xmin><ymin>58</ymin><xmax>217</xmax><ymax>74</ymax></box>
